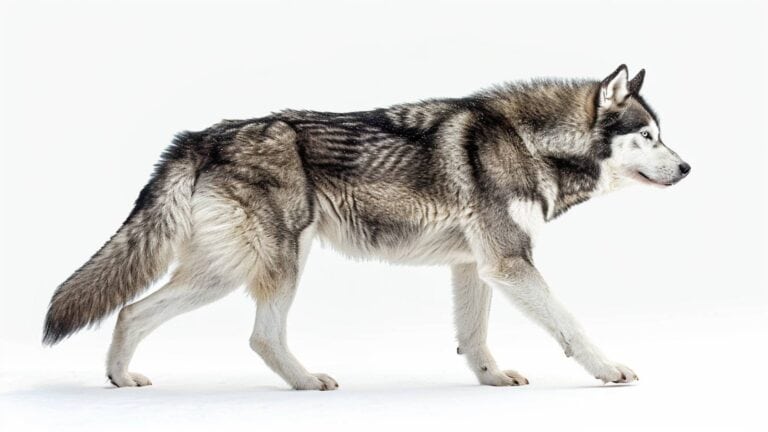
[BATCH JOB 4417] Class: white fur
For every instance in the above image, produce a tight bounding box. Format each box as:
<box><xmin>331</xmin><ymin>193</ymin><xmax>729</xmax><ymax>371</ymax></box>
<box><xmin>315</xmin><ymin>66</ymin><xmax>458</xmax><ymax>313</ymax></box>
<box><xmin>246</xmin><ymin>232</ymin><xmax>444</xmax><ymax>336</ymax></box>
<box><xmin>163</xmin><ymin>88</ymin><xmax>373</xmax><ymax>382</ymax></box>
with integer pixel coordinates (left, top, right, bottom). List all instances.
<box><xmin>106</xmin><ymin>186</ymin><xmax>258</xmax><ymax>386</ymax></box>
<box><xmin>595</xmin><ymin>118</ymin><xmax>684</xmax><ymax>192</ymax></box>
<box><xmin>508</xmin><ymin>199</ymin><xmax>545</xmax><ymax>243</ymax></box>
<box><xmin>453</xmin><ymin>263</ymin><xmax>528</xmax><ymax>386</ymax></box>
<box><xmin>107</xmin><ymin>185</ymin><xmax>338</xmax><ymax>390</ymax></box>
<box><xmin>474</xmin><ymin>257</ymin><xmax>636</xmax><ymax>383</ymax></box>
<box><xmin>247</xmin><ymin>221</ymin><xmax>338</xmax><ymax>391</ymax></box>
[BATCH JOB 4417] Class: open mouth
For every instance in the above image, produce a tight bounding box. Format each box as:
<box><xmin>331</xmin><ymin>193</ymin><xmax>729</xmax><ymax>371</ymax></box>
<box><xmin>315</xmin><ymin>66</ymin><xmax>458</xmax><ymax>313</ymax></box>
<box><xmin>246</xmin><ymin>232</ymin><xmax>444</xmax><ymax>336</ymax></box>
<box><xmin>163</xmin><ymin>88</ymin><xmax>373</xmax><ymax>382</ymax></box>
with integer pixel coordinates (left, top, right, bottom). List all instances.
<box><xmin>636</xmin><ymin>171</ymin><xmax>674</xmax><ymax>187</ymax></box>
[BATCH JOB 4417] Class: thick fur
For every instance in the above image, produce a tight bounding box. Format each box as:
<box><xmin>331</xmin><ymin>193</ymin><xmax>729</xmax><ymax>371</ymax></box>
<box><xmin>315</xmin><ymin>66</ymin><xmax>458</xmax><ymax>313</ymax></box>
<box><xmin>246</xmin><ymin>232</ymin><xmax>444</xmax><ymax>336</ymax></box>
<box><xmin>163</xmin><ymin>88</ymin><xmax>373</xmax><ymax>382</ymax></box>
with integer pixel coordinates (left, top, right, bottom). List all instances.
<box><xmin>44</xmin><ymin>65</ymin><xmax>689</xmax><ymax>389</ymax></box>
<box><xmin>43</xmin><ymin>143</ymin><xmax>200</xmax><ymax>344</ymax></box>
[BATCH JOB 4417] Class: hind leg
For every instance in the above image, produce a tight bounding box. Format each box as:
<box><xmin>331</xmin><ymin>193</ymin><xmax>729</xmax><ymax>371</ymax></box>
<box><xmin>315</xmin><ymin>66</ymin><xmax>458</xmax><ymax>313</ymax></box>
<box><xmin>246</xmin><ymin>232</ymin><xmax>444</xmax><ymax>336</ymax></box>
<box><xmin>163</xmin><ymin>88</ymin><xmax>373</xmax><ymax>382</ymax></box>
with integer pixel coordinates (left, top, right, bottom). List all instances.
<box><xmin>248</xmin><ymin>223</ymin><xmax>337</xmax><ymax>391</ymax></box>
<box><xmin>106</xmin><ymin>268</ymin><xmax>239</xmax><ymax>387</ymax></box>
<box><xmin>106</xmin><ymin>179</ymin><xmax>258</xmax><ymax>387</ymax></box>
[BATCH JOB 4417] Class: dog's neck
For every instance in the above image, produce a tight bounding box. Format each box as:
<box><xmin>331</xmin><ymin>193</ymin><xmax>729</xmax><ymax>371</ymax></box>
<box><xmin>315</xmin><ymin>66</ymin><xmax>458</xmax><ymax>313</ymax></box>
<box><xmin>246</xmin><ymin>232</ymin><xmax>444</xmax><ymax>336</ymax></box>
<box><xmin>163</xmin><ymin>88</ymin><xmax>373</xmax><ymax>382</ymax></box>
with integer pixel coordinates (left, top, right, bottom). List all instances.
<box><xmin>482</xmin><ymin>82</ymin><xmax>620</xmax><ymax>219</ymax></box>
<box><xmin>483</xmin><ymin>81</ymin><xmax>598</xmax><ymax>156</ymax></box>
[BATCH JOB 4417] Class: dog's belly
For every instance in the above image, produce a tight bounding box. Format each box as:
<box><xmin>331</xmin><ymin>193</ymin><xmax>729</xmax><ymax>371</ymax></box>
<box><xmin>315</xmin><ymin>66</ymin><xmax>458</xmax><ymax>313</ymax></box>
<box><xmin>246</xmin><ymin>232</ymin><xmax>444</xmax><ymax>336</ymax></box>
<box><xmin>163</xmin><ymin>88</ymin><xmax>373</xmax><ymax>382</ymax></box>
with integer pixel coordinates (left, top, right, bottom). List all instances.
<box><xmin>315</xmin><ymin>212</ymin><xmax>474</xmax><ymax>265</ymax></box>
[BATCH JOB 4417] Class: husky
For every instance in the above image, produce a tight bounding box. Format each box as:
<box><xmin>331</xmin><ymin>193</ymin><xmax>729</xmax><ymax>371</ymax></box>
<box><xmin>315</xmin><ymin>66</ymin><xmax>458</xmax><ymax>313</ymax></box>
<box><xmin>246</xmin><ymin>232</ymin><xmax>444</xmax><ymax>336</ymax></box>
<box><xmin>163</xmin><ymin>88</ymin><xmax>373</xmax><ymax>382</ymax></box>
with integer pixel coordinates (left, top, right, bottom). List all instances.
<box><xmin>43</xmin><ymin>65</ymin><xmax>690</xmax><ymax>390</ymax></box>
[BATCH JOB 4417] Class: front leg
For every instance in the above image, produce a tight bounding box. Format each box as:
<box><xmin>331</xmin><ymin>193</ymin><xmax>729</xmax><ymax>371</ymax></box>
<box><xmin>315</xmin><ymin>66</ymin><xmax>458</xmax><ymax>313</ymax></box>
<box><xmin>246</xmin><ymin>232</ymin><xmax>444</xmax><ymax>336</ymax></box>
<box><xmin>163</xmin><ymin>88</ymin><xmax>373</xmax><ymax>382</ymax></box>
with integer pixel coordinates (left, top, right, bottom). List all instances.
<box><xmin>452</xmin><ymin>263</ymin><xmax>529</xmax><ymax>386</ymax></box>
<box><xmin>478</xmin><ymin>257</ymin><xmax>637</xmax><ymax>384</ymax></box>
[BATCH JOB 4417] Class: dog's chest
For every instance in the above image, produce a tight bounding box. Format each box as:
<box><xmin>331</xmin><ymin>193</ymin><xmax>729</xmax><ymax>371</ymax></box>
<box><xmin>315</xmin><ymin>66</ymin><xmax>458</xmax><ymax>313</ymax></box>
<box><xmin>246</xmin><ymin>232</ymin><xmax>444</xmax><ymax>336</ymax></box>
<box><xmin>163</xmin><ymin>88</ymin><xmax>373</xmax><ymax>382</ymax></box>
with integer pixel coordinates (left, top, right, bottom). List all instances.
<box><xmin>507</xmin><ymin>199</ymin><xmax>546</xmax><ymax>244</ymax></box>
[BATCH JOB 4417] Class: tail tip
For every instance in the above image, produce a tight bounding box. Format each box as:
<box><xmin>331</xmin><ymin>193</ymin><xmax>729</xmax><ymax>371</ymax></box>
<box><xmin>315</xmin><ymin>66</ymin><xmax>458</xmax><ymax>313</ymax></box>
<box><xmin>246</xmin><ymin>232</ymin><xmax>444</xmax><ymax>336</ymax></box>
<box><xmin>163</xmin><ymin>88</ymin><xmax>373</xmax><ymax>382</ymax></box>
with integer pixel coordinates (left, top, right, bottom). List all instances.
<box><xmin>42</xmin><ymin>324</ymin><xmax>66</xmax><ymax>346</ymax></box>
<box><xmin>42</xmin><ymin>311</ymin><xmax>75</xmax><ymax>346</ymax></box>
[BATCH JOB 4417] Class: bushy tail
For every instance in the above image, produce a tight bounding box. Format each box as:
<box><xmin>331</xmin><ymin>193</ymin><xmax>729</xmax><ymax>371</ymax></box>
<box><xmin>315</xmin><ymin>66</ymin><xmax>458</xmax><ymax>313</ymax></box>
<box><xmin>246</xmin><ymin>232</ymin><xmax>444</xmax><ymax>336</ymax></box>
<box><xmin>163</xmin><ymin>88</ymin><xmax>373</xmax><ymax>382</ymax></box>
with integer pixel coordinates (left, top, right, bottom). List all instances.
<box><xmin>43</xmin><ymin>136</ymin><xmax>201</xmax><ymax>345</ymax></box>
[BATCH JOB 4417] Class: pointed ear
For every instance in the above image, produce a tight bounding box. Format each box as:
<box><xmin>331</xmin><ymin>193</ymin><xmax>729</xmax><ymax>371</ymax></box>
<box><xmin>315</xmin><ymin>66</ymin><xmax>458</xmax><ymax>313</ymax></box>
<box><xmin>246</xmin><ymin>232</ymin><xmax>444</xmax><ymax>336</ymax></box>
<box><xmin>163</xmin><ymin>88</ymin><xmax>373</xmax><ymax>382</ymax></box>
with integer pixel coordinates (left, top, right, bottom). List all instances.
<box><xmin>599</xmin><ymin>64</ymin><xmax>630</xmax><ymax>109</ymax></box>
<box><xmin>628</xmin><ymin>69</ymin><xmax>645</xmax><ymax>95</ymax></box>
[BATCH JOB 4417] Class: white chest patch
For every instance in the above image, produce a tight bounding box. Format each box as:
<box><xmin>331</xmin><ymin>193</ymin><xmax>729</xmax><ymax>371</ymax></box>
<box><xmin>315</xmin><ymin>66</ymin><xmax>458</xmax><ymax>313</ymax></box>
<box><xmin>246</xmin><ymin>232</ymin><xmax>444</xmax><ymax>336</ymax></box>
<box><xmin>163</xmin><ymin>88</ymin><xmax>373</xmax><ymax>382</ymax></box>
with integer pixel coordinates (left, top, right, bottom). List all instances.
<box><xmin>508</xmin><ymin>200</ymin><xmax>546</xmax><ymax>243</ymax></box>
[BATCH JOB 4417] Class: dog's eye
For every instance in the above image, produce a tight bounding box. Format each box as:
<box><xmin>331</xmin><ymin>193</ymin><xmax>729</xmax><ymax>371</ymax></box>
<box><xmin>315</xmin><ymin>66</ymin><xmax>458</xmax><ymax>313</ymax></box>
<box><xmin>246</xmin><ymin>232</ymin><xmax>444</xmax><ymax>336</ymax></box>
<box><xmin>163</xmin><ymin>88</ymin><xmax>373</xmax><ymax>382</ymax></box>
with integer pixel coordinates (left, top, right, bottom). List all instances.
<box><xmin>640</xmin><ymin>131</ymin><xmax>651</xmax><ymax>139</ymax></box>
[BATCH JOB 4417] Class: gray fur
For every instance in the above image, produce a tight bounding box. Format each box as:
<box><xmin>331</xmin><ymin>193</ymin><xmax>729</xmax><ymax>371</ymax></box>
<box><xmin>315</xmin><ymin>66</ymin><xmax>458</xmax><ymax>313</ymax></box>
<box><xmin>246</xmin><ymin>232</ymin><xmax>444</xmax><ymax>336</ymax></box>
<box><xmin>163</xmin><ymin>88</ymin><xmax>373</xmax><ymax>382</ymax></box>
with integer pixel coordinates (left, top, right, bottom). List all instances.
<box><xmin>43</xmin><ymin>65</ymin><xmax>689</xmax><ymax>388</ymax></box>
<box><xmin>43</xmin><ymin>145</ymin><xmax>200</xmax><ymax>344</ymax></box>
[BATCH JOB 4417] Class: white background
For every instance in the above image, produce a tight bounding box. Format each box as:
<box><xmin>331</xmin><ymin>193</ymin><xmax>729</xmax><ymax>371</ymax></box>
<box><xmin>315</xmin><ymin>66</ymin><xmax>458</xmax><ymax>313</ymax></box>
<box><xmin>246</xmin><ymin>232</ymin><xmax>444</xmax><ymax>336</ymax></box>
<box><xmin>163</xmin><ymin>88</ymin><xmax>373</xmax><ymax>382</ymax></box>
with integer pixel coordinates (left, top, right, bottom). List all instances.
<box><xmin>1</xmin><ymin>0</ymin><xmax>766</xmax><ymax>431</ymax></box>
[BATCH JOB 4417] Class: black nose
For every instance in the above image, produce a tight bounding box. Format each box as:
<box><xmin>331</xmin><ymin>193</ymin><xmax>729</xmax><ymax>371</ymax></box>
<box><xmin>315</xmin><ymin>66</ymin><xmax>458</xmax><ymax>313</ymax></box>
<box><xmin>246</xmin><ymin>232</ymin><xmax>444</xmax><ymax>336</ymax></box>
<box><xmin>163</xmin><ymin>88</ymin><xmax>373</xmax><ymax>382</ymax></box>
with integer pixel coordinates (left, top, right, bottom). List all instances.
<box><xmin>679</xmin><ymin>162</ymin><xmax>691</xmax><ymax>176</ymax></box>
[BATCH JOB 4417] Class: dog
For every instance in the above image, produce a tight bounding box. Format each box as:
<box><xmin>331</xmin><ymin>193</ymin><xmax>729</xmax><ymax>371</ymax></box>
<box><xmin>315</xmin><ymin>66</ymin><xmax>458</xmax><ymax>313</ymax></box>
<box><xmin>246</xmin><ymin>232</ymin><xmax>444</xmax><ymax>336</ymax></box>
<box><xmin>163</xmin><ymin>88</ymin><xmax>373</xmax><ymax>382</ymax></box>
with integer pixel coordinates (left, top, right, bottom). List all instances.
<box><xmin>43</xmin><ymin>65</ymin><xmax>690</xmax><ymax>390</ymax></box>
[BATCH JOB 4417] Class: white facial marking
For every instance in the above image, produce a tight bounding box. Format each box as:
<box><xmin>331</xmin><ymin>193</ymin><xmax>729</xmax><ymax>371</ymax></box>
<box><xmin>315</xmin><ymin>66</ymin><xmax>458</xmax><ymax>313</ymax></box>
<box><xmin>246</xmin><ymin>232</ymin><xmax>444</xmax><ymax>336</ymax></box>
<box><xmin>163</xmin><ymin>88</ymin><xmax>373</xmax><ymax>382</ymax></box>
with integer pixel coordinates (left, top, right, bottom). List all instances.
<box><xmin>645</xmin><ymin>120</ymin><xmax>660</xmax><ymax>142</ymax></box>
<box><xmin>597</xmin><ymin>118</ymin><xmax>685</xmax><ymax>191</ymax></box>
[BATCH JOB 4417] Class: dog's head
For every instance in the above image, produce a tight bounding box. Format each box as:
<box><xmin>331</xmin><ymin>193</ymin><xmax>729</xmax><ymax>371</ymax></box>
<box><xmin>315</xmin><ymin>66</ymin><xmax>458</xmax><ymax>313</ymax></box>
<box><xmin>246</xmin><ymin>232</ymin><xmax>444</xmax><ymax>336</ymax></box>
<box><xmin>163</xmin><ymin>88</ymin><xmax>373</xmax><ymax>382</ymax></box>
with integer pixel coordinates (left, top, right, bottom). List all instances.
<box><xmin>594</xmin><ymin>65</ymin><xmax>690</xmax><ymax>188</ymax></box>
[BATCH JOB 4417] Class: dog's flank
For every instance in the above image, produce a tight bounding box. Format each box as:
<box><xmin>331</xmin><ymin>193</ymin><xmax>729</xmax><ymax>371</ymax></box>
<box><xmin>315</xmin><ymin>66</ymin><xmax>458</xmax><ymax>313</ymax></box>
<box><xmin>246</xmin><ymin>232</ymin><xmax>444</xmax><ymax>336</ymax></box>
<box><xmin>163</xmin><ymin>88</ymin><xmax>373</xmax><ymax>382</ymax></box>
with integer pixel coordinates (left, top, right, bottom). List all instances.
<box><xmin>44</xmin><ymin>65</ymin><xmax>689</xmax><ymax>389</ymax></box>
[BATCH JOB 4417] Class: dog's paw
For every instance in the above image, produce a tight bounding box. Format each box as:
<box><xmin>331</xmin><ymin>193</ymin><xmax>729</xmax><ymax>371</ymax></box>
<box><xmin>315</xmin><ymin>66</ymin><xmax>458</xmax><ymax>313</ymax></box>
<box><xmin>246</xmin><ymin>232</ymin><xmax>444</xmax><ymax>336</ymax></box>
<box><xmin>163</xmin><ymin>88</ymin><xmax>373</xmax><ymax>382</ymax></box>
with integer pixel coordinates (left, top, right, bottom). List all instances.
<box><xmin>595</xmin><ymin>363</ymin><xmax>638</xmax><ymax>384</ymax></box>
<box><xmin>479</xmin><ymin>369</ymin><xmax>530</xmax><ymax>386</ymax></box>
<box><xmin>108</xmin><ymin>372</ymin><xmax>152</xmax><ymax>387</ymax></box>
<box><xmin>292</xmin><ymin>373</ymin><xmax>339</xmax><ymax>391</ymax></box>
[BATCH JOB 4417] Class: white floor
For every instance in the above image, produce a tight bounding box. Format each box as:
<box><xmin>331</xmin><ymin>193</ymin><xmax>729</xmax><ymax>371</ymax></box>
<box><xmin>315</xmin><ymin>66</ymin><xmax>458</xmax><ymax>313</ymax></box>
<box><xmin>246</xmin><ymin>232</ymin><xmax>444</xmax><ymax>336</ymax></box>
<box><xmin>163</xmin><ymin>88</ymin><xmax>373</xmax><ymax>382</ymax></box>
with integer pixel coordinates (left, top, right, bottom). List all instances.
<box><xmin>2</xmin><ymin>308</ymin><xmax>765</xmax><ymax>432</ymax></box>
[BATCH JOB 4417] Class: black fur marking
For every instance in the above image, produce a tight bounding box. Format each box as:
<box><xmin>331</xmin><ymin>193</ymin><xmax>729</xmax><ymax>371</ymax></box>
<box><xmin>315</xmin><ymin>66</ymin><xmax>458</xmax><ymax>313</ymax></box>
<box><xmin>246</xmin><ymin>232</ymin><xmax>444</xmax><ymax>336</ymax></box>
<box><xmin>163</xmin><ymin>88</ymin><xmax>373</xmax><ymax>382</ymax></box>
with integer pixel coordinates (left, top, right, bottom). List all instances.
<box><xmin>594</xmin><ymin>93</ymin><xmax>659</xmax><ymax>162</ymax></box>
<box><xmin>602</xmin><ymin>109</ymin><xmax>648</xmax><ymax>137</ymax></box>
<box><xmin>634</xmin><ymin>94</ymin><xmax>659</xmax><ymax>125</ymax></box>
<box><xmin>125</xmin><ymin>131</ymin><xmax>199</xmax><ymax>222</ymax></box>
<box><xmin>628</xmin><ymin>69</ymin><xmax>645</xmax><ymax>95</ymax></box>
